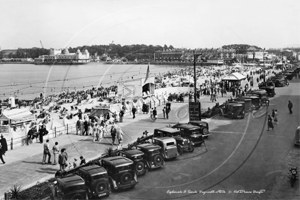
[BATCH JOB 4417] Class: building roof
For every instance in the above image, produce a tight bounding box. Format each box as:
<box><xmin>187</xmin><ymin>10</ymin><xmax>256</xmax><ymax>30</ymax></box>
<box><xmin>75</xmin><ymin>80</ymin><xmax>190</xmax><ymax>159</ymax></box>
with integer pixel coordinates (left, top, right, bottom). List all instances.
<box><xmin>0</xmin><ymin>108</ymin><xmax>35</xmax><ymax>123</ymax></box>
<box><xmin>222</xmin><ymin>72</ymin><xmax>246</xmax><ymax>81</ymax></box>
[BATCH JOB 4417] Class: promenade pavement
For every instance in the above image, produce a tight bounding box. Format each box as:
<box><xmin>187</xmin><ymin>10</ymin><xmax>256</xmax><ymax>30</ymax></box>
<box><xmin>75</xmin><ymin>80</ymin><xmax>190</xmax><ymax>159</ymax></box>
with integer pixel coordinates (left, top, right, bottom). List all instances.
<box><xmin>0</xmin><ymin>93</ymin><xmax>232</xmax><ymax>197</ymax></box>
<box><xmin>0</xmin><ymin>69</ymin><xmax>275</xmax><ymax>197</ymax></box>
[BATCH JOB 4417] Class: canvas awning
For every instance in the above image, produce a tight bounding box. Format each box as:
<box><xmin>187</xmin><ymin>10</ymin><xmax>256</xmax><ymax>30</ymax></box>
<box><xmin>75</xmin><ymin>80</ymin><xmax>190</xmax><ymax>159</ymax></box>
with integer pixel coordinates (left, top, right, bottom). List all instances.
<box><xmin>0</xmin><ymin>108</ymin><xmax>35</xmax><ymax>124</ymax></box>
<box><xmin>222</xmin><ymin>72</ymin><xmax>246</xmax><ymax>81</ymax></box>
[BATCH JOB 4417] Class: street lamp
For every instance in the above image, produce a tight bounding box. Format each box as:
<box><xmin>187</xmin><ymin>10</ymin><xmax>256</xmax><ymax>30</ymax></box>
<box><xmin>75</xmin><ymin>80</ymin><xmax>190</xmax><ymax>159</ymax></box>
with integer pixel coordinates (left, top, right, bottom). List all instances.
<box><xmin>263</xmin><ymin>48</ymin><xmax>266</xmax><ymax>83</ymax></box>
<box><xmin>193</xmin><ymin>50</ymin><xmax>197</xmax><ymax>102</ymax></box>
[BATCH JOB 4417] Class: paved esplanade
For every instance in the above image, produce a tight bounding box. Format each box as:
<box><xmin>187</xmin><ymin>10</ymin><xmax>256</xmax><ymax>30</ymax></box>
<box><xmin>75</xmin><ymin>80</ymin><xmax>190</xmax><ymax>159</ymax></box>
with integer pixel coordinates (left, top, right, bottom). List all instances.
<box><xmin>0</xmin><ymin>92</ymin><xmax>230</xmax><ymax>197</ymax></box>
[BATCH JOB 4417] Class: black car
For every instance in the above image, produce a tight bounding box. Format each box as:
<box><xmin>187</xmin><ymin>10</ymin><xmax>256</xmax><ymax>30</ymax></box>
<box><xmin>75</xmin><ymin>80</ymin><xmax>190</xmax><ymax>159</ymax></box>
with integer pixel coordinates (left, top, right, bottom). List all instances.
<box><xmin>53</xmin><ymin>175</ymin><xmax>87</xmax><ymax>200</ymax></box>
<box><xmin>153</xmin><ymin>127</ymin><xmax>194</xmax><ymax>154</ymax></box>
<box><xmin>136</xmin><ymin>143</ymin><xmax>165</xmax><ymax>169</ymax></box>
<box><xmin>171</xmin><ymin>124</ymin><xmax>204</xmax><ymax>146</ymax></box>
<box><xmin>187</xmin><ymin>121</ymin><xmax>210</xmax><ymax>138</ymax></box>
<box><xmin>118</xmin><ymin>149</ymin><xmax>147</xmax><ymax>176</ymax></box>
<box><xmin>77</xmin><ymin>165</ymin><xmax>110</xmax><ymax>198</ymax></box>
<box><xmin>101</xmin><ymin>156</ymin><xmax>138</xmax><ymax>191</ymax></box>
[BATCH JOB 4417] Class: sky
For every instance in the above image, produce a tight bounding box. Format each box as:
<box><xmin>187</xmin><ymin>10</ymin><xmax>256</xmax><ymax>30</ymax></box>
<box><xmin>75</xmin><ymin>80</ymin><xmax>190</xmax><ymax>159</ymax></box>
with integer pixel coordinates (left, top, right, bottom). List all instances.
<box><xmin>0</xmin><ymin>0</ymin><xmax>299</xmax><ymax>50</ymax></box>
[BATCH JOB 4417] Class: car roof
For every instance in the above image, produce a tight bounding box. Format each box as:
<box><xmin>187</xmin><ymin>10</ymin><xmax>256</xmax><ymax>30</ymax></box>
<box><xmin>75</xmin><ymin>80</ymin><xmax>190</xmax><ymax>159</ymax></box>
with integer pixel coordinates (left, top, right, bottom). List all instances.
<box><xmin>172</xmin><ymin>123</ymin><xmax>200</xmax><ymax>130</ymax></box>
<box><xmin>153</xmin><ymin>137</ymin><xmax>176</xmax><ymax>142</ymax></box>
<box><xmin>188</xmin><ymin>121</ymin><xmax>208</xmax><ymax>125</ymax></box>
<box><xmin>137</xmin><ymin>143</ymin><xmax>161</xmax><ymax>151</ymax></box>
<box><xmin>57</xmin><ymin>175</ymin><xmax>85</xmax><ymax>188</ymax></box>
<box><xmin>155</xmin><ymin>127</ymin><xmax>180</xmax><ymax>133</ymax></box>
<box><xmin>232</xmin><ymin>104</ymin><xmax>243</xmax><ymax>107</ymax></box>
<box><xmin>102</xmin><ymin>156</ymin><xmax>133</xmax><ymax>167</ymax></box>
<box><xmin>78</xmin><ymin>165</ymin><xmax>107</xmax><ymax>175</ymax></box>
<box><xmin>121</xmin><ymin>149</ymin><xmax>144</xmax><ymax>156</ymax></box>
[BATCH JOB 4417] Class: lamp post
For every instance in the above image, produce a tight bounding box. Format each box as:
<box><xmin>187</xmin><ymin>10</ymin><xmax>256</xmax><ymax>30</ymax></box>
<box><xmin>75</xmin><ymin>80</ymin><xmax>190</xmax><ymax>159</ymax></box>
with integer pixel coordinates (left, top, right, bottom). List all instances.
<box><xmin>263</xmin><ymin>48</ymin><xmax>266</xmax><ymax>83</ymax></box>
<box><xmin>193</xmin><ymin>50</ymin><xmax>197</xmax><ymax>102</ymax></box>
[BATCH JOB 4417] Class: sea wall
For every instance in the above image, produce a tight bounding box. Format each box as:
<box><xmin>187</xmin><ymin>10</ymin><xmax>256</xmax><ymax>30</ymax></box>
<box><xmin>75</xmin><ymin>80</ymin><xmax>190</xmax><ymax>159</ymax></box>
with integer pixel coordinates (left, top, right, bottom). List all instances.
<box><xmin>154</xmin><ymin>87</ymin><xmax>193</xmax><ymax>97</ymax></box>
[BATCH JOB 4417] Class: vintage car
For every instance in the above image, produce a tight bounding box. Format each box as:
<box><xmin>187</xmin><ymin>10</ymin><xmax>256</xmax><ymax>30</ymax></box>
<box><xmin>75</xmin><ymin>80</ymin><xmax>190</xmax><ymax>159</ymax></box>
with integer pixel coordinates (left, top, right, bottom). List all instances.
<box><xmin>171</xmin><ymin>124</ymin><xmax>204</xmax><ymax>146</ymax></box>
<box><xmin>153</xmin><ymin>127</ymin><xmax>194</xmax><ymax>154</ymax></box>
<box><xmin>54</xmin><ymin>164</ymin><xmax>110</xmax><ymax>198</ymax></box>
<box><xmin>258</xmin><ymin>82</ymin><xmax>276</xmax><ymax>97</ymax></box>
<box><xmin>247</xmin><ymin>89</ymin><xmax>271</xmax><ymax>105</ymax></box>
<box><xmin>221</xmin><ymin>103</ymin><xmax>245</xmax><ymax>119</ymax></box>
<box><xmin>136</xmin><ymin>143</ymin><xmax>165</xmax><ymax>169</ymax></box>
<box><xmin>101</xmin><ymin>156</ymin><xmax>138</xmax><ymax>191</ymax></box>
<box><xmin>118</xmin><ymin>149</ymin><xmax>147</xmax><ymax>176</ymax></box>
<box><xmin>52</xmin><ymin>175</ymin><xmax>87</xmax><ymax>200</ymax></box>
<box><xmin>294</xmin><ymin>126</ymin><xmax>300</xmax><ymax>147</ymax></box>
<box><xmin>270</xmin><ymin>77</ymin><xmax>288</xmax><ymax>87</ymax></box>
<box><xmin>152</xmin><ymin>137</ymin><xmax>179</xmax><ymax>159</ymax></box>
<box><xmin>242</xmin><ymin>95</ymin><xmax>261</xmax><ymax>110</ymax></box>
<box><xmin>187</xmin><ymin>121</ymin><xmax>210</xmax><ymax>138</ymax></box>
<box><xmin>76</xmin><ymin>165</ymin><xmax>110</xmax><ymax>198</ymax></box>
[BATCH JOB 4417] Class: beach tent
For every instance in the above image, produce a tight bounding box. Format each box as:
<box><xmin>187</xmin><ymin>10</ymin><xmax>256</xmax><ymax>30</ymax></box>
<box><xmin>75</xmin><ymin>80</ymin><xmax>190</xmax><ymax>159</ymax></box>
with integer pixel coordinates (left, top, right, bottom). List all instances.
<box><xmin>222</xmin><ymin>72</ymin><xmax>246</xmax><ymax>81</ymax></box>
<box><xmin>89</xmin><ymin>105</ymin><xmax>113</xmax><ymax>118</ymax></box>
<box><xmin>0</xmin><ymin>108</ymin><xmax>35</xmax><ymax>133</ymax></box>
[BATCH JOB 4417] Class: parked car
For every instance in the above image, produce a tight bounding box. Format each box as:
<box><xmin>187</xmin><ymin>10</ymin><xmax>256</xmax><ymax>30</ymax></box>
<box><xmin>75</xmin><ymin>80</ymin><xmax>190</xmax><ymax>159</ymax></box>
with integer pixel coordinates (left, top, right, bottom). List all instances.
<box><xmin>294</xmin><ymin>126</ymin><xmax>300</xmax><ymax>147</ymax></box>
<box><xmin>152</xmin><ymin>137</ymin><xmax>179</xmax><ymax>159</ymax></box>
<box><xmin>118</xmin><ymin>149</ymin><xmax>147</xmax><ymax>176</ymax></box>
<box><xmin>272</xmin><ymin>78</ymin><xmax>287</xmax><ymax>87</ymax></box>
<box><xmin>187</xmin><ymin>121</ymin><xmax>210</xmax><ymax>138</ymax></box>
<box><xmin>136</xmin><ymin>143</ymin><xmax>165</xmax><ymax>169</ymax></box>
<box><xmin>52</xmin><ymin>175</ymin><xmax>87</xmax><ymax>200</ymax></box>
<box><xmin>220</xmin><ymin>103</ymin><xmax>245</xmax><ymax>119</ymax></box>
<box><xmin>101</xmin><ymin>156</ymin><xmax>138</xmax><ymax>191</ymax></box>
<box><xmin>153</xmin><ymin>127</ymin><xmax>194</xmax><ymax>155</ymax></box>
<box><xmin>77</xmin><ymin>165</ymin><xmax>111</xmax><ymax>198</ymax></box>
<box><xmin>171</xmin><ymin>124</ymin><xmax>204</xmax><ymax>146</ymax></box>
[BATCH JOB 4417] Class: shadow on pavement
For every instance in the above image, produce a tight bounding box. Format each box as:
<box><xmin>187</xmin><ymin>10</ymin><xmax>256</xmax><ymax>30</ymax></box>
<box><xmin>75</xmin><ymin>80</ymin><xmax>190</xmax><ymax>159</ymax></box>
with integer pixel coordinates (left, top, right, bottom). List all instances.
<box><xmin>22</xmin><ymin>161</ymin><xmax>43</xmax><ymax>165</ymax></box>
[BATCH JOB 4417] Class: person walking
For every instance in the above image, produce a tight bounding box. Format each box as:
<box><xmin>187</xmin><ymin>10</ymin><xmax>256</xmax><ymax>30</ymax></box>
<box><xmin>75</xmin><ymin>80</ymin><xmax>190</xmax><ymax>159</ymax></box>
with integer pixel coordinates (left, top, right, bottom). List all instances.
<box><xmin>132</xmin><ymin>106</ymin><xmax>137</xmax><ymax>119</ymax></box>
<box><xmin>58</xmin><ymin>148</ymin><xmax>68</xmax><ymax>171</ymax></box>
<box><xmin>0</xmin><ymin>142</ymin><xmax>5</xmax><ymax>164</ymax></box>
<box><xmin>98</xmin><ymin>124</ymin><xmax>104</xmax><ymax>142</ymax></box>
<box><xmin>116</xmin><ymin>128</ymin><xmax>124</xmax><ymax>148</ymax></box>
<box><xmin>153</xmin><ymin>107</ymin><xmax>157</xmax><ymax>120</ymax></box>
<box><xmin>76</xmin><ymin>119</ymin><xmax>81</xmax><ymax>135</ymax></box>
<box><xmin>162</xmin><ymin>107</ymin><xmax>166</xmax><ymax>119</ymax></box>
<box><xmin>42</xmin><ymin>139</ymin><xmax>51</xmax><ymax>164</ymax></box>
<box><xmin>83</xmin><ymin>118</ymin><xmax>89</xmax><ymax>136</ymax></box>
<box><xmin>39</xmin><ymin>125</ymin><xmax>44</xmax><ymax>143</ymax></box>
<box><xmin>52</xmin><ymin>142</ymin><xmax>59</xmax><ymax>165</ymax></box>
<box><xmin>288</xmin><ymin>100</ymin><xmax>293</xmax><ymax>114</ymax></box>
<box><xmin>119</xmin><ymin>109</ymin><xmax>124</xmax><ymax>122</ymax></box>
<box><xmin>272</xmin><ymin>109</ymin><xmax>275</xmax><ymax>119</ymax></box>
<box><xmin>0</xmin><ymin>135</ymin><xmax>8</xmax><ymax>156</ymax></box>
<box><xmin>93</xmin><ymin>123</ymin><xmax>98</xmax><ymax>142</ymax></box>
<box><xmin>111</xmin><ymin>125</ymin><xmax>117</xmax><ymax>145</ymax></box>
<box><xmin>79</xmin><ymin>119</ymin><xmax>84</xmax><ymax>136</ymax></box>
<box><xmin>274</xmin><ymin>109</ymin><xmax>279</xmax><ymax>124</ymax></box>
<box><xmin>267</xmin><ymin>115</ymin><xmax>274</xmax><ymax>131</ymax></box>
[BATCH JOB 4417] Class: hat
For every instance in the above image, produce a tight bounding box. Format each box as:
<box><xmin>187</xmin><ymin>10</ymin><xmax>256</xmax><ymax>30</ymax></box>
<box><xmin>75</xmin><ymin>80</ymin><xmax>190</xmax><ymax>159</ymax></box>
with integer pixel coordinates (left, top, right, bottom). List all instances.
<box><xmin>143</xmin><ymin>130</ymin><xmax>149</xmax><ymax>134</ymax></box>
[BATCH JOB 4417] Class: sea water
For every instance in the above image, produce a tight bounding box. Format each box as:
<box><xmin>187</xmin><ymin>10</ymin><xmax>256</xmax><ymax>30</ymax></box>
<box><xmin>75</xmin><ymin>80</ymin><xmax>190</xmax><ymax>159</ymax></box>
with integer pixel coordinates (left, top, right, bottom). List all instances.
<box><xmin>0</xmin><ymin>62</ymin><xmax>185</xmax><ymax>100</ymax></box>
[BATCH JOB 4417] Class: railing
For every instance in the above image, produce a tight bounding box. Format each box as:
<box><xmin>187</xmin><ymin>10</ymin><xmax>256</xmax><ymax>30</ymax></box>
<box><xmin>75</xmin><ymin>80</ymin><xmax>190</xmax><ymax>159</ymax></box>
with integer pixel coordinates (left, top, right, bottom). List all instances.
<box><xmin>8</xmin><ymin>122</ymin><xmax>76</xmax><ymax>150</ymax></box>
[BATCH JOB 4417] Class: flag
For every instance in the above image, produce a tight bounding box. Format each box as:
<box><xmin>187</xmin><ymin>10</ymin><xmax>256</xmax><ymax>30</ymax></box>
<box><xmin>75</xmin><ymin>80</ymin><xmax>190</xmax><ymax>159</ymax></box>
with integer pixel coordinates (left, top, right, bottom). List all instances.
<box><xmin>144</xmin><ymin>64</ymin><xmax>150</xmax><ymax>84</ymax></box>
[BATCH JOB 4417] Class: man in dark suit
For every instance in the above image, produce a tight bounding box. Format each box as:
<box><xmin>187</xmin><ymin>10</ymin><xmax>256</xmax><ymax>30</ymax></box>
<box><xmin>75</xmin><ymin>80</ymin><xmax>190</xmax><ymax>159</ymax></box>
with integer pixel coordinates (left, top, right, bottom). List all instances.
<box><xmin>0</xmin><ymin>135</ymin><xmax>8</xmax><ymax>156</ymax></box>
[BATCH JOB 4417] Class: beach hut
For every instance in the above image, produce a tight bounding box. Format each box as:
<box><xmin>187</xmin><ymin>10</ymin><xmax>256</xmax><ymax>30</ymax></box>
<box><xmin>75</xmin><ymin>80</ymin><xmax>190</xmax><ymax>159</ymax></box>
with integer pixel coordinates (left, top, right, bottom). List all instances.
<box><xmin>222</xmin><ymin>72</ymin><xmax>246</xmax><ymax>89</ymax></box>
<box><xmin>0</xmin><ymin>108</ymin><xmax>35</xmax><ymax>133</ymax></box>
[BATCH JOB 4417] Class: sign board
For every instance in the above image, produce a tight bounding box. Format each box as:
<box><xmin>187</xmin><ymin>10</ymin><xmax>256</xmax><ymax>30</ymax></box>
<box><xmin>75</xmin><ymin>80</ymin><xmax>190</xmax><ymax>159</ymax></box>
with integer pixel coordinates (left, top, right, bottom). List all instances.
<box><xmin>189</xmin><ymin>102</ymin><xmax>201</xmax><ymax>121</ymax></box>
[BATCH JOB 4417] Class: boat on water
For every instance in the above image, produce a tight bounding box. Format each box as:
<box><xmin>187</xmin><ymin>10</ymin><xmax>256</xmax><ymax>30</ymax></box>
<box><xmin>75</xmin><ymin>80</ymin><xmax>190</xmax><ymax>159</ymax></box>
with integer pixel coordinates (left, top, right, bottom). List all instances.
<box><xmin>34</xmin><ymin>48</ymin><xmax>90</xmax><ymax>65</ymax></box>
